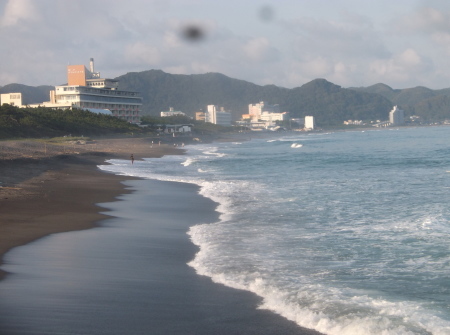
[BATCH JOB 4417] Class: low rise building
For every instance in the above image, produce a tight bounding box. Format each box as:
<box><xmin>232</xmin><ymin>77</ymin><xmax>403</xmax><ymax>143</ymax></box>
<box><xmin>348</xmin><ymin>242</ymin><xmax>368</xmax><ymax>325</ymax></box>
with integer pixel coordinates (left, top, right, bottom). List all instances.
<box><xmin>195</xmin><ymin>111</ymin><xmax>207</xmax><ymax>121</ymax></box>
<box><xmin>248</xmin><ymin>101</ymin><xmax>280</xmax><ymax>119</ymax></box>
<box><xmin>0</xmin><ymin>92</ymin><xmax>22</xmax><ymax>106</ymax></box>
<box><xmin>260</xmin><ymin>111</ymin><xmax>288</xmax><ymax>122</ymax></box>
<box><xmin>343</xmin><ymin>120</ymin><xmax>364</xmax><ymax>125</ymax></box>
<box><xmin>161</xmin><ymin>107</ymin><xmax>185</xmax><ymax>117</ymax></box>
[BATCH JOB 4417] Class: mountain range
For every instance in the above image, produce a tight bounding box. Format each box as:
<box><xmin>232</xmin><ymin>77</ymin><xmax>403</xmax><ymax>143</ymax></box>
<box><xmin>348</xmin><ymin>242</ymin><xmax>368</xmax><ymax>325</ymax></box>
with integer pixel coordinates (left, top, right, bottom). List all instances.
<box><xmin>1</xmin><ymin>70</ymin><xmax>450</xmax><ymax>125</ymax></box>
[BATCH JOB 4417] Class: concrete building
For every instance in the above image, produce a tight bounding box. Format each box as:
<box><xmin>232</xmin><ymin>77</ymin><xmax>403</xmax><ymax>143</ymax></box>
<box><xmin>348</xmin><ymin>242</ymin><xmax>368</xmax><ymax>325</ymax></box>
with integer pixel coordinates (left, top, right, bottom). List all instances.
<box><xmin>28</xmin><ymin>58</ymin><xmax>142</xmax><ymax>123</ymax></box>
<box><xmin>304</xmin><ymin>116</ymin><xmax>315</xmax><ymax>130</ymax></box>
<box><xmin>389</xmin><ymin>105</ymin><xmax>405</xmax><ymax>126</ymax></box>
<box><xmin>206</xmin><ymin>105</ymin><xmax>232</xmax><ymax>126</ymax></box>
<box><xmin>161</xmin><ymin>107</ymin><xmax>185</xmax><ymax>117</ymax></box>
<box><xmin>260</xmin><ymin>111</ymin><xmax>288</xmax><ymax>122</ymax></box>
<box><xmin>0</xmin><ymin>93</ymin><xmax>22</xmax><ymax>106</ymax></box>
<box><xmin>195</xmin><ymin>111</ymin><xmax>207</xmax><ymax>121</ymax></box>
<box><xmin>248</xmin><ymin>101</ymin><xmax>280</xmax><ymax>119</ymax></box>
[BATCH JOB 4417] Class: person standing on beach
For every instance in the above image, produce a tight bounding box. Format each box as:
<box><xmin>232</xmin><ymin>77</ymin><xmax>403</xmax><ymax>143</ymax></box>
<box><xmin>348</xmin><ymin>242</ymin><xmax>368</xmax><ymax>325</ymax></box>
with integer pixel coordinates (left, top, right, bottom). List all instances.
<box><xmin>130</xmin><ymin>154</ymin><xmax>134</xmax><ymax>165</ymax></box>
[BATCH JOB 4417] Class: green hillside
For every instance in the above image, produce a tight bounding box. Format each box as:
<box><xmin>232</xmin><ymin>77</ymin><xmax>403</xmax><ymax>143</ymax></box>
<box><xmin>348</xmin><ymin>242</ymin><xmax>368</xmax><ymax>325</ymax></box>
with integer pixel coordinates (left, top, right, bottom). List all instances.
<box><xmin>117</xmin><ymin>71</ymin><xmax>392</xmax><ymax>125</ymax></box>
<box><xmin>350</xmin><ymin>83</ymin><xmax>450</xmax><ymax>121</ymax></box>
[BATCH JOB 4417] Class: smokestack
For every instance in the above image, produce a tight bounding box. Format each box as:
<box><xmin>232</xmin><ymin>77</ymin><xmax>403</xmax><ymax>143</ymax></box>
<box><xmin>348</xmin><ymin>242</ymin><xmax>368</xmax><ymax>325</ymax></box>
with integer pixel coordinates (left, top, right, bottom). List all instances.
<box><xmin>89</xmin><ymin>58</ymin><xmax>94</xmax><ymax>73</ymax></box>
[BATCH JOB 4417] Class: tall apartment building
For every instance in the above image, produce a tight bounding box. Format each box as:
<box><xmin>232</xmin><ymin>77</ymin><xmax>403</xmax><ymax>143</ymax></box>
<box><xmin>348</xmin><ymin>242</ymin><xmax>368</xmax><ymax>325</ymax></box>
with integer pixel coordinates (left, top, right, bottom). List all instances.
<box><xmin>29</xmin><ymin>58</ymin><xmax>142</xmax><ymax>123</ymax></box>
<box><xmin>304</xmin><ymin>116</ymin><xmax>315</xmax><ymax>130</ymax></box>
<box><xmin>389</xmin><ymin>105</ymin><xmax>405</xmax><ymax>126</ymax></box>
<box><xmin>206</xmin><ymin>105</ymin><xmax>232</xmax><ymax>126</ymax></box>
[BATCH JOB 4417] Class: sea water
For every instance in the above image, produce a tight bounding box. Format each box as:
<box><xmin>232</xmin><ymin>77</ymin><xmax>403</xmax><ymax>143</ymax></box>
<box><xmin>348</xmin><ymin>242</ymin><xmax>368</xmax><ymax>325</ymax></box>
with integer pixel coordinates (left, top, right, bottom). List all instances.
<box><xmin>100</xmin><ymin>126</ymin><xmax>450</xmax><ymax>335</ymax></box>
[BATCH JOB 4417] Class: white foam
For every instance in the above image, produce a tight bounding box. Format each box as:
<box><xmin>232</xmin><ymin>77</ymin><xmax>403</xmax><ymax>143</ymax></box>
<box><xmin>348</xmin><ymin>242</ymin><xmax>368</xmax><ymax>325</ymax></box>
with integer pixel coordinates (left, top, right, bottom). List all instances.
<box><xmin>290</xmin><ymin>143</ymin><xmax>303</xmax><ymax>148</ymax></box>
<box><xmin>187</xmin><ymin>236</ymin><xmax>450</xmax><ymax>335</ymax></box>
<box><xmin>202</xmin><ymin>146</ymin><xmax>228</xmax><ymax>157</ymax></box>
<box><xmin>181</xmin><ymin>157</ymin><xmax>196</xmax><ymax>166</ymax></box>
<box><xmin>100</xmin><ymin>136</ymin><xmax>450</xmax><ymax>335</ymax></box>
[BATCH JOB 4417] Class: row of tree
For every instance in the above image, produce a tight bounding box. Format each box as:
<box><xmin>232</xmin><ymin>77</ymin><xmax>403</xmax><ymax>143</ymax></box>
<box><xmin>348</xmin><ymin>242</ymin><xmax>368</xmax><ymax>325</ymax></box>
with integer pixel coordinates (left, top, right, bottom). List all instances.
<box><xmin>0</xmin><ymin>104</ymin><xmax>141</xmax><ymax>139</ymax></box>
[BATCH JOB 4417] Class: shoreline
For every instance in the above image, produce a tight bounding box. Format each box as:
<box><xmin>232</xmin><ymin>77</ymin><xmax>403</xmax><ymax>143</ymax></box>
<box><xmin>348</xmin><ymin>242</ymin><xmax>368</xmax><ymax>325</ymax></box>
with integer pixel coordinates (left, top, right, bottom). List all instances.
<box><xmin>0</xmin><ymin>137</ymin><xmax>182</xmax><ymax>280</ymax></box>
<box><xmin>0</xmin><ymin>135</ymin><xmax>323</xmax><ymax>334</ymax></box>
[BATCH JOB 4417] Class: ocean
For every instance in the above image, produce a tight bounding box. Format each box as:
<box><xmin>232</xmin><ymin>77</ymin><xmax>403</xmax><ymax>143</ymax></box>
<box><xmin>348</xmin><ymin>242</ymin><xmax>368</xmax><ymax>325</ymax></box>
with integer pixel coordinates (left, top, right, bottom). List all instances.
<box><xmin>1</xmin><ymin>126</ymin><xmax>449</xmax><ymax>334</ymax></box>
<box><xmin>100</xmin><ymin>126</ymin><xmax>450</xmax><ymax>335</ymax></box>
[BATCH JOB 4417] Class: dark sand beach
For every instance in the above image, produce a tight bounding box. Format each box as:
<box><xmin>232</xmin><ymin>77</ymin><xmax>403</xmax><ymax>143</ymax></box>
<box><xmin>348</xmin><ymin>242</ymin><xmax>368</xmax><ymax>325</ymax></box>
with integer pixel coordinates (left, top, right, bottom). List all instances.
<box><xmin>0</xmin><ymin>137</ymin><xmax>322</xmax><ymax>335</ymax></box>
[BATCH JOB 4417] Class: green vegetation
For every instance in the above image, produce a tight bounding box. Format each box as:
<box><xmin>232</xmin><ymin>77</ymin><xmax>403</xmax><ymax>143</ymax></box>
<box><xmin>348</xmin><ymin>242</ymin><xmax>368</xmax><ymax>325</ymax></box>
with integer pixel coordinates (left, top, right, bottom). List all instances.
<box><xmin>0</xmin><ymin>104</ymin><xmax>141</xmax><ymax>140</ymax></box>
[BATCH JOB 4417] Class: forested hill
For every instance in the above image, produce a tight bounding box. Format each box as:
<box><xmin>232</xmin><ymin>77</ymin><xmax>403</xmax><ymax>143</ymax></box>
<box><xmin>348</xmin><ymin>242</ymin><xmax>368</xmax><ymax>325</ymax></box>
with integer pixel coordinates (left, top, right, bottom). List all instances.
<box><xmin>350</xmin><ymin>83</ymin><xmax>450</xmax><ymax>121</ymax></box>
<box><xmin>0</xmin><ymin>83</ymin><xmax>54</xmax><ymax>105</ymax></box>
<box><xmin>4</xmin><ymin>70</ymin><xmax>450</xmax><ymax>124</ymax></box>
<box><xmin>117</xmin><ymin>70</ymin><xmax>392</xmax><ymax>125</ymax></box>
<box><xmin>116</xmin><ymin>70</ymin><xmax>291</xmax><ymax>119</ymax></box>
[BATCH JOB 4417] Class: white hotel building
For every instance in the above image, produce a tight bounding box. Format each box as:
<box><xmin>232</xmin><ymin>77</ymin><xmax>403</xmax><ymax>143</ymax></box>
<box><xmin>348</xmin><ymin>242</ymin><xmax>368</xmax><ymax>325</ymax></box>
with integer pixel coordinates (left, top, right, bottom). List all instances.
<box><xmin>29</xmin><ymin>58</ymin><xmax>142</xmax><ymax>123</ymax></box>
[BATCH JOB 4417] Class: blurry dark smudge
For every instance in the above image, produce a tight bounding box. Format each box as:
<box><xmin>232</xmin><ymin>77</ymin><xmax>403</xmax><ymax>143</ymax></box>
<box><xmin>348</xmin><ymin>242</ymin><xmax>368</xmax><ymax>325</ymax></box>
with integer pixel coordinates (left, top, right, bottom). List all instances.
<box><xmin>259</xmin><ymin>5</ymin><xmax>275</xmax><ymax>22</ymax></box>
<box><xmin>181</xmin><ymin>25</ymin><xmax>205</xmax><ymax>42</ymax></box>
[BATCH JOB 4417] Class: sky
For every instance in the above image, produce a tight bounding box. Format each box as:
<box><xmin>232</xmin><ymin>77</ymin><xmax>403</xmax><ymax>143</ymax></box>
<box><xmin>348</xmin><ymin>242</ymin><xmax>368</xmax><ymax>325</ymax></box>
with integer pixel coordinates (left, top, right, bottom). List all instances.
<box><xmin>1</xmin><ymin>0</ymin><xmax>450</xmax><ymax>90</ymax></box>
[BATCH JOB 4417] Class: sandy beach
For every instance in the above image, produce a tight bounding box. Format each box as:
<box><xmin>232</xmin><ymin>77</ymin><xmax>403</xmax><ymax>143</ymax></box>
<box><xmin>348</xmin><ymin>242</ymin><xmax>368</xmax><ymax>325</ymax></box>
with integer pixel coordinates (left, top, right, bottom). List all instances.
<box><xmin>0</xmin><ymin>135</ymin><xmax>322</xmax><ymax>334</ymax></box>
<box><xmin>0</xmin><ymin>137</ymin><xmax>181</xmax><ymax>280</ymax></box>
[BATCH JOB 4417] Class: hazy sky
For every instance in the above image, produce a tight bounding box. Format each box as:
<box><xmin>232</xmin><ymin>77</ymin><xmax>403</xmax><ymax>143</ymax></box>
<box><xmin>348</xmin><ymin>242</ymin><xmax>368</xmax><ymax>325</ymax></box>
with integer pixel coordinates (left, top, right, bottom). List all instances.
<box><xmin>2</xmin><ymin>0</ymin><xmax>450</xmax><ymax>89</ymax></box>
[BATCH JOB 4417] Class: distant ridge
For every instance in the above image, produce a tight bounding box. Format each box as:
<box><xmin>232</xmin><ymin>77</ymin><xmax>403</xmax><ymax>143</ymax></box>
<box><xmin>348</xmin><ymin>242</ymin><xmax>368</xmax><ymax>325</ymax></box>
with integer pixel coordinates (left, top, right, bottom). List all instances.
<box><xmin>116</xmin><ymin>71</ymin><xmax>391</xmax><ymax>125</ymax></box>
<box><xmin>349</xmin><ymin>84</ymin><xmax>450</xmax><ymax>121</ymax></box>
<box><xmin>3</xmin><ymin>71</ymin><xmax>450</xmax><ymax>124</ymax></box>
<box><xmin>0</xmin><ymin>83</ymin><xmax>54</xmax><ymax>105</ymax></box>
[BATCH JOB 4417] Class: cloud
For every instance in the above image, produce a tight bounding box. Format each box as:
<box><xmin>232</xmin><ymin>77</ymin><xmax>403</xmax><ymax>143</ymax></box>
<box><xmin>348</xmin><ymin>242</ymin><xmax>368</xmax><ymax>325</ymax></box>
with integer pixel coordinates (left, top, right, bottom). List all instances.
<box><xmin>368</xmin><ymin>48</ymin><xmax>433</xmax><ymax>85</ymax></box>
<box><xmin>1</xmin><ymin>1</ymin><xmax>450</xmax><ymax>90</ymax></box>
<box><xmin>124</xmin><ymin>42</ymin><xmax>162</xmax><ymax>66</ymax></box>
<box><xmin>243</xmin><ymin>37</ymin><xmax>280</xmax><ymax>62</ymax></box>
<box><xmin>1</xmin><ymin>0</ymin><xmax>39</xmax><ymax>27</ymax></box>
<box><xmin>398</xmin><ymin>6</ymin><xmax>450</xmax><ymax>33</ymax></box>
<box><xmin>393</xmin><ymin>6</ymin><xmax>450</xmax><ymax>52</ymax></box>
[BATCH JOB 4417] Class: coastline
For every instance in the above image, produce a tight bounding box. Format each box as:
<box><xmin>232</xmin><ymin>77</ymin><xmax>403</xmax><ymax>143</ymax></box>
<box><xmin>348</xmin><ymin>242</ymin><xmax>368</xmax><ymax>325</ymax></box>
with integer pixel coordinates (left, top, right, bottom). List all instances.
<box><xmin>0</xmin><ymin>137</ymin><xmax>181</xmax><ymax>280</ymax></box>
<box><xmin>0</xmin><ymin>135</ymin><xmax>323</xmax><ymax>334</ymax></box>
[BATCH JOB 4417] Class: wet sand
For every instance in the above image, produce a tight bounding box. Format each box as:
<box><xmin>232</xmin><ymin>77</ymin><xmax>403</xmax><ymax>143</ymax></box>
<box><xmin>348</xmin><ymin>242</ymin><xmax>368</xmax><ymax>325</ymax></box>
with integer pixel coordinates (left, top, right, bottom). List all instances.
<box><xmin>0</xmin><ymin>136</ymin><xmax>322</xmax><ymax>335</ymax></box>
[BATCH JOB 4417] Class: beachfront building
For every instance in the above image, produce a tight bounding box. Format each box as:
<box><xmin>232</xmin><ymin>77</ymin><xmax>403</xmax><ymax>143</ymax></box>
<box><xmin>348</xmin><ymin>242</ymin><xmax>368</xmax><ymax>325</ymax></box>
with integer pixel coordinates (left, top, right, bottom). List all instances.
<box><xmin>161</xmin><ymin>107</ymin><xmax>185</xmax><ymax>117</ymax></box>
<box><xmin>28</xmin><ymin>58</ymin><xmax>142</xmax><ymax>124</ymax></box>
<box><xmin>206</xmin><ymin>105</ymin><xmax>232</xmax><ymax>126</ymax></box>
<box><xmin>248</xmin><ymin>101</ymin><xmax>280</xmax><ymax>120</ymax></box>
<box><xmin>195</xmin><ymin>111</ymin><xmax>207</xmax><ymax>122</ymax></box>
<box><xmin>304</xmin><ymin>116</ymin><xmax>315</xmax><ymax>130</ymax></box>
<box><xmin>0</xmin><ymin>92</ymin><xmax>23</xmax><ymax>106</ymax></box>
<box><xmin>343</xmin><ymin>120</ymin><xmax>364</xmax><ymax>125</ymax></box>
<box><xmin>260</xmin><ymin>111</ymin><xmax>288</xmax><ymax>122</ymax></box>
<box><xmin>389</xmin><ymin>105</ymin><xmax>405</xmax><ymax>126</ymax></box>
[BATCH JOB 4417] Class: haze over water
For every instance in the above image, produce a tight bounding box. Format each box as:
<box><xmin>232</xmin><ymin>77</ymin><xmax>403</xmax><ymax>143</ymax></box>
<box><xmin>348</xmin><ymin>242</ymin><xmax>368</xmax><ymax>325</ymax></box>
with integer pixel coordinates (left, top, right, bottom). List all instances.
<box><xmin>101</xmin><ymin>126</ymin><xmax>450</xmax><ymax>334</ymax></box>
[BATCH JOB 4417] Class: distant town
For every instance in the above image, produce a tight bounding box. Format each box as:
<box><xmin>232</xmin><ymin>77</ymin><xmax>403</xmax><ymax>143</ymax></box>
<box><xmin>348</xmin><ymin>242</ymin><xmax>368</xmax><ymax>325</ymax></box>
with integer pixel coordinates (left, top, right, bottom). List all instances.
<box><xmin>0</xmin><ymin>58</ymin><xmax>446</xmax><ymax>133</ymax></box>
